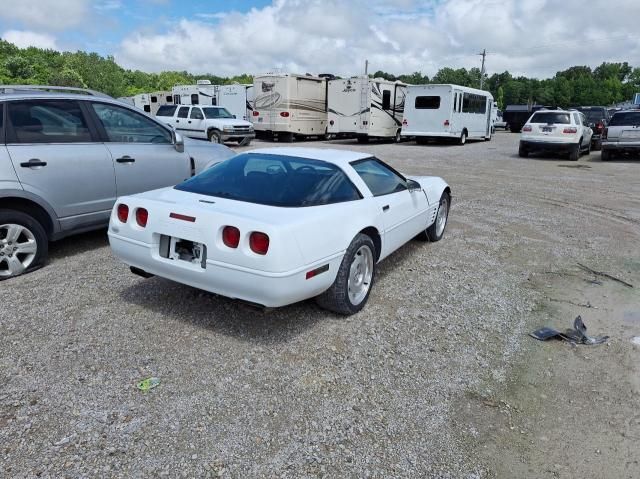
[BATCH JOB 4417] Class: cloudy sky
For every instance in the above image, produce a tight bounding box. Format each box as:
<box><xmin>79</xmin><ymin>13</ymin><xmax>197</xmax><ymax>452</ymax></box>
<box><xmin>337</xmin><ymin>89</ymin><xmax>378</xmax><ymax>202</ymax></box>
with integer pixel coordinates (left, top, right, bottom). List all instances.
<box><xmin>1</xmin><ymin>0</ymin><xmax>639</xmax><ymax>79</ymax></box>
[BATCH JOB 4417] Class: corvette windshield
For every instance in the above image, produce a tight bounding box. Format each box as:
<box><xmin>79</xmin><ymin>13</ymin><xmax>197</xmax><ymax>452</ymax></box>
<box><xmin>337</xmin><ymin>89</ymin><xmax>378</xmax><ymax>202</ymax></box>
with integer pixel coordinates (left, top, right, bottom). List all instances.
<box><xmin>175</xmin><ymin>153</ymin><xmax>361</xmax><ymax>207</ymax></box>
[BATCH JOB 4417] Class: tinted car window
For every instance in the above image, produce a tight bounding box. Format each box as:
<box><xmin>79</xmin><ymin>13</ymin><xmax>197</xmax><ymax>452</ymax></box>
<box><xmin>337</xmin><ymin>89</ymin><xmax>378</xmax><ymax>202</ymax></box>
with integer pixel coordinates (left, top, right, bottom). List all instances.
<box><xmin>529</xmin><ymin>112</ymin><xmax>571</xmax><ymax>124</ymax></box>
<box><xmin>609</xmin><ymin>112</ymin><xmax>640</xmax><ymax>126</ymax></box>
<box><xmin>203</xmin><ymin>107</ymin><xmax>234</xmax><ymax>119</ymax></box>
<box><xmin>177</xmin><ymin>107</ymin><xmax>190</xmax><ymax>118</ymax></box>
<box><xmin>415</xmin><ymin>96</ymin><xmax>440</xmax><ymax>109</ymax></box>
<box><xmin>90</xmin><ymin>102</ymin><xmax>171</xmax><ymax>144</ymax></box>
<box><xmin>190</xmin><ymin>107</ymin><xmax>204</xmax><ymax>120</ymax></box>
<box><xmin>156</xmin><ymin>105</ymin><xmax>177</xmax><ymax>117</ymax></box>
<box><xmin>175</xmin><ymin>153</ymin><xmax>361</xmax><ymax>207</ymax></box>
<box><xmin>578</xmin><ymin>108</ymin><xmax>607</xmax><ymax>123</ymax></box>
<box><xmin>351</xmin><ymin>158</ymin><xmax>407</xmax><ymax>196</ymax></box>
<box><xmin>8</xmin><ymin>100</ymin><xmax>92</xmax><ymax>143</ymax></box>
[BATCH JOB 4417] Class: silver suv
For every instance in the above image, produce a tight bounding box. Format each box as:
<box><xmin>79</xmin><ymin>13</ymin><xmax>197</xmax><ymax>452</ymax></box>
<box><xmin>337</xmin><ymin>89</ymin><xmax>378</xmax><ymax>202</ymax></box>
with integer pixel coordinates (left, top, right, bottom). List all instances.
<box><xmin>0</xmin><ymin>86</ymin><xmax>235</xmax><ymax>279</ymax></box>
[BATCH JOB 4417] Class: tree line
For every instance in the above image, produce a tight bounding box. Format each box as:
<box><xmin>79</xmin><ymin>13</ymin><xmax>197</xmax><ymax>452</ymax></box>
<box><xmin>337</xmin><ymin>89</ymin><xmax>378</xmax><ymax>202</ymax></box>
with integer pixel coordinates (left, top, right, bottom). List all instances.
<box><xmin>1</xmin><ymin>39</ymin><xmax>639</xmax><ymax>108</ymax></box>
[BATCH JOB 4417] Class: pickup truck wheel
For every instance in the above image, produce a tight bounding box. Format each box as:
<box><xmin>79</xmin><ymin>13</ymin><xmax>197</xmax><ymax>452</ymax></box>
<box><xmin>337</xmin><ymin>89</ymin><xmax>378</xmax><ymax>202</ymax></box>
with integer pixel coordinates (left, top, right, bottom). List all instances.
<box><xmin>208</xmin><ymin>130</ymin><xmax>221</xmax><ymax>143</ymax></box>
<box><xmin>315</xmin><ymin>233</ymin><xmax>376</xmax><ymax>315</ymax></box>
<box><xmin>569</xmin><ymin>143</ymin><xmax>580</xmax><ymax>161</ymax></box>
<box><xmin>0</xmin><ymin>210</ymin><xmax>48</xmax><ymax>280</ymax></box>
<box><xmin>417</xmin><ymin>192</ymin><xmax>450</xmax><ymax>242</ymax></box>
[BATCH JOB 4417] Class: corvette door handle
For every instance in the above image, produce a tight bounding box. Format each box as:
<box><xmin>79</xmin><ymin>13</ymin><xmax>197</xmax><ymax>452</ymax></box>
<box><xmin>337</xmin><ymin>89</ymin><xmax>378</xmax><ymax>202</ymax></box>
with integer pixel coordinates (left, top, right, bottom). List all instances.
<box><xmin>382</xmin><ymin>205</ymin><xmax>390</xmax><ymax>211</ymax></box>
<box><xmin>20</xmin><ymin>159</ymin><xmax>47</xmax><ymax>167</ymax></box>
<box><xmin>116</xmin><ymin>156</ymin><xmax>135</xmax><ymax>163</ymax></box>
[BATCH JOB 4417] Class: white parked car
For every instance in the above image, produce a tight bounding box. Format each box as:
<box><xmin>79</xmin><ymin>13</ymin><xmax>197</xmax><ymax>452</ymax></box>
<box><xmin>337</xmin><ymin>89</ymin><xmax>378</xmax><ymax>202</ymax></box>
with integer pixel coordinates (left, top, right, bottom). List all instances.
<box><xmin>108</xmin><ymin>148</ymin><xmax>451</xmax><ymax>315</ymax></box>
<box><xmin>519</xmin><ymin>109</ymin><xmax>593</xmax><ymax>160</ymax></box>
<box><xmin>156</xmin><ymin>105</ymin><xmax>255</xmax><ymax>145</ymax></box>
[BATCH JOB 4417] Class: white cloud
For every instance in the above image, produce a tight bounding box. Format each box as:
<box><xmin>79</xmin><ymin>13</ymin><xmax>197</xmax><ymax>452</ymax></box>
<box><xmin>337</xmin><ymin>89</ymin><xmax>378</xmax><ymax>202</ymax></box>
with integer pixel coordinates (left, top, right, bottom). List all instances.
<box><xmin>0</xmin><ymin>0</ymin><xmax>89</xmax><ymax>31</ymax></box>
<box><xmin>2</xmin><ymin>30</ymin><xmax>59</xmax><ymax>50</ymax></box>
<box><xmin>107</xmin><ymin>0</ymin><xmax>640</xmax><ymax>78</ymax></box>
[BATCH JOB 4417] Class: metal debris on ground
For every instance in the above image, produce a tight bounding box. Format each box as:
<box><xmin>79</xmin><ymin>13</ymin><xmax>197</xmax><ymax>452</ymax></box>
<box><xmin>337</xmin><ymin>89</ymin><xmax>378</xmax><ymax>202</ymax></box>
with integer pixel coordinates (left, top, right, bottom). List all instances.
<box><xmin>577</xmin><ymin>263</ymin><xmax>634</xmax><ymax>288</ymax></box>
<box><xmin>137</xmin><ymin>377</ymin><xmax>161</xmax><ymax>391</ymax></box>
<box><xmin>529</xmin><ymin>316</ymin><xmax>609</xmax><ymax>345</ymax></box>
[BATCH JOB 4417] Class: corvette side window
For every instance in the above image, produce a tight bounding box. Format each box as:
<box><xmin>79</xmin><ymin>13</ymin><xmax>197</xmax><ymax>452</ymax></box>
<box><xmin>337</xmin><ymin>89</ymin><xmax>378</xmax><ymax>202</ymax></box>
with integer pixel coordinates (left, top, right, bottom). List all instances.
<box><xmin>351</xmin><ymin>158</ymin><xmax>407</xmax><ymax>196</ymax></box>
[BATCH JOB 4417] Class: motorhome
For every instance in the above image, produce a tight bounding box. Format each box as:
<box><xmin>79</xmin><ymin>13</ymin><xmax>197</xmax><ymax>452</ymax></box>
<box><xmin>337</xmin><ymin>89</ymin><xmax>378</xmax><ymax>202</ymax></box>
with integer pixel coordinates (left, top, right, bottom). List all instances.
<box><xmin>401</xmin><ymin>84</ymin><xmax>494</xmax><ymax>144</ymax></box>
<box><xmin>132</xmin><ymin>91</ymin><xmax>174</xmax><ymax>115</ymax></box>
<box><xmin>327</xmin><ymin>77</ymin><xmax>406</xmax><ymax>142</ymax></box>
<box><xmin>252</xmin><ymin>73</ymin><xmax>328</xmax><ymax>141</ymax></box>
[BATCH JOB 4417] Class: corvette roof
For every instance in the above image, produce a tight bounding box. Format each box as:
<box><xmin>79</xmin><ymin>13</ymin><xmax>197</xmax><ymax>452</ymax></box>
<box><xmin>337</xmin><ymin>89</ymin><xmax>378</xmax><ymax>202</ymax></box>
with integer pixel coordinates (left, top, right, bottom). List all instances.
<box><xmin>245</xmin><ymin>147</ymin><xmax>371</xmax><ymax>167</ymax></box>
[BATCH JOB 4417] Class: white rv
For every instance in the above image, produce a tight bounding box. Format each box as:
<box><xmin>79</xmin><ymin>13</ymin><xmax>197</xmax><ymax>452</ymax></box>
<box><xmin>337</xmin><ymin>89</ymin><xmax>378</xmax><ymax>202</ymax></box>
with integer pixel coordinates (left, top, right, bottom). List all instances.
<box><xmin>172</xmin><ymin>80</ymin><xmax>217</xmax><ymax>106</ymax></box>
<box><xmin>401</xmin><ymin>84</ymin><xmax>494</xmax><ymax>144</ymax></box>
<box><xmin>328</xmin><ymin>77</ymin><xmax>406</xmax><ymax>142</ymax></box>
<box><xmin>217</xmin><ymin>84</ymin><xmax>255</xmax><ymax>121</ymax></box>
<box><xmin>252</xmin><ymin>73</ymin><xmax>328</xmax><ymax>142</ymax></box>
<box><xmin>132</xmin><ymin>91</ymin><xmax>174</xmax><ymax>115</ymax></box>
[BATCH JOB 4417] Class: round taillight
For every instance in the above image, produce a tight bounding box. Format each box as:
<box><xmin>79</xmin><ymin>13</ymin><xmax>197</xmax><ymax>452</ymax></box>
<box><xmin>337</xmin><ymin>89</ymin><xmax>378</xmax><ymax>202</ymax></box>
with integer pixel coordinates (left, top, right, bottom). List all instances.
<box><xmin>117</xmin><ymin>204</ymin><xmax>129</xmax><ymax>223</ymax></box>
<box><xmin>280</xmin><ymin>111</ymin><xmax>290</xmax><ymax>118</ymax></box>
<box><xmin>222</xmin><ymin>226</ymin><xmax>240</xmax><ymax>248</ymax></box>
<box><xmin>249</xmin><ymin>232</ymin><xmax>269</xmax><ymax>255</ymax></box>
<box><xmin>136</xmin><ymin>208</ymin><xmax>148</xmax><ymax>227</ymax></box>
<box><xmin>252</xmin><ymin>111</ymin><xmax>259</xmax><ymax>116</ymax></box>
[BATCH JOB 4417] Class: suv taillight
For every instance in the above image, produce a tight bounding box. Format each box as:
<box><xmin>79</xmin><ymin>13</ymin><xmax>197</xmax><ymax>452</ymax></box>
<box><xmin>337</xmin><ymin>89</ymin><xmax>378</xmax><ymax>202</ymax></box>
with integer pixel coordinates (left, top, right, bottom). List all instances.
<box><xmin>522</xmin><ymin>125</ymin><xmax>532</xmax><ymax>132</ymax></box>
<box><xmin>563</xmin><ymin>127</ymin><xmax>577</xmax><ymax>134</ymax></box>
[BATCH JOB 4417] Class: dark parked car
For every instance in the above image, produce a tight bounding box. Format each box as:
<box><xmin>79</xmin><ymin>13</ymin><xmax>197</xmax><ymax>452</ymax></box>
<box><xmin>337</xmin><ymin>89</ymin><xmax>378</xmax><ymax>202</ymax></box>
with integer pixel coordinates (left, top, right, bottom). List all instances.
<box><xmin>575</xmin><ymin>106</ymin><xmax>610</xmax><ymax>150</ymax></box>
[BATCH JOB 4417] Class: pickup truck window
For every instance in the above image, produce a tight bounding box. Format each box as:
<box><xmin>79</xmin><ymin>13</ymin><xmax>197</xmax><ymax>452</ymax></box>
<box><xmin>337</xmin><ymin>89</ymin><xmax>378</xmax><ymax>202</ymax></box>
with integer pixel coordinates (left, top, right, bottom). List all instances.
<box><xmin>190</xmin><ymin>108</ymin><xmax>204</xmax><ymax>120</ymax></box>
<box><xmin>177</xmin><ymin>107</ymin><xmax>190</xmax><ymax>118</ymax></box>
<box><xmin>203</xmin><ymin>107</ymin><xmax>234</xmax><ymax>119</ymax></box>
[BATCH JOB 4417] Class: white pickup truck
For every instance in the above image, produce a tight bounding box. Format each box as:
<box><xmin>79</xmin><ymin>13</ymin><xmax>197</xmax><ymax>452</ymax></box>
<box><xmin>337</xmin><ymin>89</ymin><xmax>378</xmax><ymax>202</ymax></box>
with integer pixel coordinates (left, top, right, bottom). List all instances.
<box><xmin>156</xmin><ymin>104</ymin><xmax>255</xmax><ymax>145</ymax></box>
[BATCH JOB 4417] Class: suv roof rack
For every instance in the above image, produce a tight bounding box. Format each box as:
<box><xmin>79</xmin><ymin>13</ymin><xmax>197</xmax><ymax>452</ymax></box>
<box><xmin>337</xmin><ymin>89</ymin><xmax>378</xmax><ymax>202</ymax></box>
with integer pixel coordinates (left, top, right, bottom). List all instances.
<box><xmin>0</xmin><ymin>85</ymin><xmax>111</xmax><ymax>98</ymax></box>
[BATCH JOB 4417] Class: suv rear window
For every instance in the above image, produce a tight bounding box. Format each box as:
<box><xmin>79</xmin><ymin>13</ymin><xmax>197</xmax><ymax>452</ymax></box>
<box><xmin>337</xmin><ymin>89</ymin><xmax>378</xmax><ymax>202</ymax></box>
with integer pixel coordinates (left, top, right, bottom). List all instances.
<box><xmin>609</xmin><ymin>111</ymin><xmax>640</xmax><ymax>126</ymax></box>
<box><xmin>156</xmin><ymin>105</ymin><xmax>177</xmax><ymax>117</ymax></box>
<box><xmin>529</xmin><ymin>112</ymin><xmax>571</xmax><ymax>124</ymax></box>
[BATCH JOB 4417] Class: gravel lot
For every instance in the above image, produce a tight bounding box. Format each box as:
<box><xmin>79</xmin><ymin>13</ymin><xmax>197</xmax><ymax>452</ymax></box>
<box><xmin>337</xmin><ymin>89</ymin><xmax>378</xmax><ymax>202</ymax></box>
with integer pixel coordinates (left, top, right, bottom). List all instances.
<box><xmin>1</xmin><ymin>132</ymin><xmax>639</xmax><ymax>478</ymax></box>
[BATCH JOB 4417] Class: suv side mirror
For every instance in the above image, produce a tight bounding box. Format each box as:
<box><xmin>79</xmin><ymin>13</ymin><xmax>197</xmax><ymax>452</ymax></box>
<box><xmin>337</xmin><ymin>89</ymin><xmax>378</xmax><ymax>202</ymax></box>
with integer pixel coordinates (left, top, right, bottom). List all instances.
<box><xmin>173</xmin><ymin>131</ymin><xmax>185</xmax><ymax>153</ymax></box>
<box><xmin>407</xmin><ymin>179</ymin><xmax>421</xmax><ymax>193</ymax></box>
<box><xmin>232</xmin><ymin>114</ymin><xmax>236</xmax><ymax>119</ymax></box>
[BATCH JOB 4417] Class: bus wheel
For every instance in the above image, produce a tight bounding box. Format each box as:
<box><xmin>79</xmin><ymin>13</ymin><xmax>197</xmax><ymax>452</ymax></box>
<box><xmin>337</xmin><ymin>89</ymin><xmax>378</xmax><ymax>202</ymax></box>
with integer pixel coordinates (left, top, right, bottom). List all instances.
<box><xmin>459</xmin><ymin>131</ymin><xmax>467</xmax><ymax>145</ymax></box>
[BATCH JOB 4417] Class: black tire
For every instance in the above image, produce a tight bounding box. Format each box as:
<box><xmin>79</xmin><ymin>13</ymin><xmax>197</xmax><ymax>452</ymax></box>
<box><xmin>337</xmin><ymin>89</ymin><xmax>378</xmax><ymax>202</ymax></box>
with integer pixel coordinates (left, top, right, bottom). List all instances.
<box><xmin>601</xmin><ymin>149</ymin><xmax>611</xmax><ymax>161</ymax></box>
<box><xmin>569</xmin><ymin>143</ymin><xmax>580</xmax><ymax>161</ymax></box>
<box><xmin>356</xmin><ymin>136</ymin><xmax>369</xmax><ymax>144</ymax></box>
<box><xmin>593</xmin><ymin>139</ymin><xmax>602</xmax><ymax>151</ymax></box>
<box><xmin>585</xmin><ymin>140</ymin><xmax>591</xmax><ymax>156</ymax></box>
<box><xmin>208</xmin><ymin>130</ymin><xmax>222</xmax><ymax>143</ymax></box>
<box><xmin>315</xmin><ymin>233</ymin><xmax>376</xmax><ymax>315</ymax></box>
<box><xmin>416</xmin><ymin>136</ymin><xmax>428</xmax><ymax>145</ymax></box>
<box><xmin>417</xmin><ymin>192</ymin><xmax>450</xmax><ymax>242</ymax></box>
<box><xmin>394</xmin><ymin>129</ymin><xmax>402</xmax><ymax>143</ymax></box>
<box><xmin>518</xmin><ymin>142</ymin><xmax>529</xmax><ymax>158</ymax></box>
<box><xmin>280</xmin><ymin>132</ymin><xmax>294</xmax><ymax>143</ymax></box>
<box><xmin>0</xmin><ymin>209</ymin><xmax>48</xmax><ymax>280</ymax></box>
<box><xmin>459</xmin><ymin>131</ymin><xmax>467</xmax><ymax>145</ymax></box>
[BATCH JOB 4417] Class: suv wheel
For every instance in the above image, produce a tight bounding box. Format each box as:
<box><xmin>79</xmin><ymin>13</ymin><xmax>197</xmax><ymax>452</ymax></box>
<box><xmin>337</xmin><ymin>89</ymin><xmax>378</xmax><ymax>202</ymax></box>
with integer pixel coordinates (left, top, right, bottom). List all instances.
<box><xmin>0</xmin><ymin>210</ymin><xmax>48</xmax><ymax>279</ymax></box>
<box><xmin>569</xmin><ymin>143</ymin><xmax>580</xmax><ymax>161</ymax></box>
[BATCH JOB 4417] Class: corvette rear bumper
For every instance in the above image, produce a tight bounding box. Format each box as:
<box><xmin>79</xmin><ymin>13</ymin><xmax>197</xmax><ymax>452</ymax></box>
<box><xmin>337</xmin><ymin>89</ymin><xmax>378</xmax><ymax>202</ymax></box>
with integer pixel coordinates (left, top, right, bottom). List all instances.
<box><xmin>109</xmin><ymin>233</ymin><xmax>342</xmax><ymax>308</ymax></box>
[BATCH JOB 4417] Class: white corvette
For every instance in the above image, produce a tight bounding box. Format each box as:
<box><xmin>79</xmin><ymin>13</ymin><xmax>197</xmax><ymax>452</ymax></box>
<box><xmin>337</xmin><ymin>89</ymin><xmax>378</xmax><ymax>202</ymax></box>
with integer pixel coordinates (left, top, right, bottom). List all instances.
<box><xmin>108</xmin><ymin>148</ymin><xmax>450</xmax><ymax>315</ymax></box>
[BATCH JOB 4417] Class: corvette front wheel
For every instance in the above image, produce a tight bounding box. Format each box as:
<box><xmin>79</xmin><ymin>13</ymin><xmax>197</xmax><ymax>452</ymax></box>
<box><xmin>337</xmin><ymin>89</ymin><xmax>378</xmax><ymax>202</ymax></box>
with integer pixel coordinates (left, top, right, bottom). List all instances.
<box><xmin>417</xmin><ymin>192</ymin><xmax>450</xmax><ymax>242</ymax></box>
<box><xmin>315</xmin><ymin>233</ymin><xmax>376</xmax><ymax>315</ymax></box>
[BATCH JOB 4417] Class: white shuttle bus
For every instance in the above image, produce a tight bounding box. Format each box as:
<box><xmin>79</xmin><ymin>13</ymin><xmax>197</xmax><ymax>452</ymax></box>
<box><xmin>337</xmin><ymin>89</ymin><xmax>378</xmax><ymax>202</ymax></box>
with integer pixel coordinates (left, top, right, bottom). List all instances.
<box><xmin>328</xmin><ymin>77</ymin><xmax>406</xmax><ymax>143</ymax></box>
<box><xmin>401</xmin><ymin>84</ymin><xmax>494</xmax><ymax>144</ymax></box>
<box><xmin>252</xmin><ymin>73</ymin><xmax>328</xmax><ymax>142</ymax></box>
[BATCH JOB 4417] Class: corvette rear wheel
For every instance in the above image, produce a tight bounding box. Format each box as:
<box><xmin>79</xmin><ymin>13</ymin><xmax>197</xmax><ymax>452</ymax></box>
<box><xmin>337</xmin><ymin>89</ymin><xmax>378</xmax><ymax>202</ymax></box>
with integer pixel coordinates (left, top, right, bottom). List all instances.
<box><xmin>417</xmin><ymin>192</ymin><xmax>450</xmax><ymax>242</ymax></box>
<box><xmin>315</xmin><ymin>233</ymin><xmax>376</xmax><ymax>315</ymax></box>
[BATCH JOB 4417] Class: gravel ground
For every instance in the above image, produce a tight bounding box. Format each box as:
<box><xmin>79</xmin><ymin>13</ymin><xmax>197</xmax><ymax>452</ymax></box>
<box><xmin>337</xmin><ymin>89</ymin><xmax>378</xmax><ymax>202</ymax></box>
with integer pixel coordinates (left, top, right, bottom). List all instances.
<box><xmin>1</xmin><ymin>132</ymin><xmax>639</xmax><ymax>478</ymax></box>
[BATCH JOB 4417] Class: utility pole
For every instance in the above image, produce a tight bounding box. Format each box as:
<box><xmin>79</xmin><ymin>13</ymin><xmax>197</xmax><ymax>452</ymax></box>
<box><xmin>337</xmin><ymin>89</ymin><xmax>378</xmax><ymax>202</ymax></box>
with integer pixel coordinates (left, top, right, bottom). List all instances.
<box><xmin>478</xmin><ymin>49</ymin><xmax>487</xmax><ymax>89</ymax></box>
<box><xmin>365</xmin><ymin>59</ymin><xmax>369</xmax><ymax>77</ymax></box>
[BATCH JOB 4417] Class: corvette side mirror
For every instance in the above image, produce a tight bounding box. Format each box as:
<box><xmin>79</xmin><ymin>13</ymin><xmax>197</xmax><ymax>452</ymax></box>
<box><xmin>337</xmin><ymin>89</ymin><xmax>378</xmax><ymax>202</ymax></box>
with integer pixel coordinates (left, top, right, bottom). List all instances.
<box><xmin>407</xmin><ymin>179</ymin><xmax>421</xmax><ymax>193</ymax></box>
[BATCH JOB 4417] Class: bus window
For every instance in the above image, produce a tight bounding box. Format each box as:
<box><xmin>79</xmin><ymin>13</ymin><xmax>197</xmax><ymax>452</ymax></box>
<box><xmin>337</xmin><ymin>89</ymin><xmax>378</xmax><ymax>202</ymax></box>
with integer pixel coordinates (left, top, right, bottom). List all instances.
<box><xmin>415</xmin><ymin>96</ymin><xmax>441</xmax><ymax>109</ymax></box>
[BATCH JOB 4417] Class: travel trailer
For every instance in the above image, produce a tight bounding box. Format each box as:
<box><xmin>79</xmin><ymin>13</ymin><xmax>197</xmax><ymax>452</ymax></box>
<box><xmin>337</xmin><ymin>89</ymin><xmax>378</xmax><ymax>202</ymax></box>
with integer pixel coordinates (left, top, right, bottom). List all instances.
<box><xmin>132</xmin><ymin>91</ymin><xmax>174</xmax><ymax>115</ymax></box>
<box><xmin>172</xmin><ymin>81</ymin><xmax>254</xmax><ymax>121</ymax></box>
<box><xmin>328</xmin><ymin>77</ymin><xmax>406</xmax><ymax>142</ymax></box>
<box><xmin>401</xmin><ymin>84</ymin><xmax>494</xmax><ymax>144</ymax></box>
<box><xmin>252</xmin><ymin>73</ymin><xmax>328</xmax><ymax>142</ymax></box>
<box><xmin>172</xmin><ymin>79</ymin><xmax>217</xmax><ymax>106</ymax></box>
